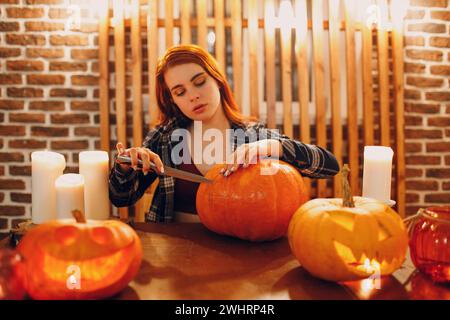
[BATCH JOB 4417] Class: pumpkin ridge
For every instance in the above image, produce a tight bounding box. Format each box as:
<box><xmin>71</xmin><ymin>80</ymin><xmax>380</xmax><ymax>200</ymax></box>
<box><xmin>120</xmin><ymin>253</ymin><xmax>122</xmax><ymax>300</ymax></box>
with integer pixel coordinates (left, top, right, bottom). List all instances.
<box><xmin>269</xmin><ymin>169</ymin><xmax>279</xmax><ymax>240</ymax></box>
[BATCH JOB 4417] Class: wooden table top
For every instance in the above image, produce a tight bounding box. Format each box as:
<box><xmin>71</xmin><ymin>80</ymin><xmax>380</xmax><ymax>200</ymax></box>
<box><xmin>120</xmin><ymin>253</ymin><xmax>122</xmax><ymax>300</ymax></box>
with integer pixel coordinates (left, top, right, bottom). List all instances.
<box><xmin>2</xmin><ymin>223</ymin><xmax>449</xmax><ymax>300</ymax></box>
<box><xmin>115</xmin><ymin>223</ymin><xmax>449</xmax><ymax>300</ymax></box>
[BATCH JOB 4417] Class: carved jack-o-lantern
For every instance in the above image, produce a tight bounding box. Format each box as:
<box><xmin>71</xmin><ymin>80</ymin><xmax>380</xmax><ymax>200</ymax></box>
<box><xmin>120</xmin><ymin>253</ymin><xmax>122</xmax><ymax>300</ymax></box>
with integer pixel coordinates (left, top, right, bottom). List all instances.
<box><xmin>288</xmin><ymin>165</ymin><xmax>408</xmax><ymax>282</ymax></box>
<box><xmin>17</xmin><ymin>211</ymin><xmax>142</xmax><ymax>300</ymax></box>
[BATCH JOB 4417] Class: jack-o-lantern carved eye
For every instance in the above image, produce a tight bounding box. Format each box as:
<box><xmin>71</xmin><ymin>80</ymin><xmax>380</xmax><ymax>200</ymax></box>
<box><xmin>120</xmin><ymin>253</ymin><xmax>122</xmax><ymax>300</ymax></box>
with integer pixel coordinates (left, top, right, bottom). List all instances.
<box><xmin>91</xmin><ymin>227</ymin><xmax>113</xmax><ymax>245</ymax></box>
<box><xmin>54</xmin><ymin>226</ymin><xmax>79</xmax><ymax>246</ymax></box>
<box><xmin>329</xmin><ymin>212</ymin><xmax>355</xmax><ymax>232</ymax></box>
<box><xmin>377</xmin><ymin>223</ymin><xmax>390</xmax><ymax>241</ymax></box>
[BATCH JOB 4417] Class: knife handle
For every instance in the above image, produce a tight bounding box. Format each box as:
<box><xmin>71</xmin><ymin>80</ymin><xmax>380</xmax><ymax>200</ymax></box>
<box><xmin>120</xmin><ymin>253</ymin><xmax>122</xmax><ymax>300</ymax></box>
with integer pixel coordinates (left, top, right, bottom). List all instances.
<box><xmin>116</xmin><ymin>155</ymin><xmax>156</xmax><ymax>171</ymax></box>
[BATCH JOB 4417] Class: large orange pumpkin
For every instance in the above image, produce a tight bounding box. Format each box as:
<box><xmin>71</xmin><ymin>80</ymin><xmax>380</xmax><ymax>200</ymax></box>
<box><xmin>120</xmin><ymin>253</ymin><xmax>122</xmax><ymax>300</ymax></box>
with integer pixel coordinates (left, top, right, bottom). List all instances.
<box><xmin>196</xmin><ymin>159</ymin><xmax>309</xmax><ymax>241</ymax></box>
<box><xmin>288</xmin><ymin>165</ymin><xmax>408</xmax><ymax>282</ymax></box>
<box><xmin>16</xmin><ymin>211</ymin><xmax>142</xmax><ymax>300</ymax></box>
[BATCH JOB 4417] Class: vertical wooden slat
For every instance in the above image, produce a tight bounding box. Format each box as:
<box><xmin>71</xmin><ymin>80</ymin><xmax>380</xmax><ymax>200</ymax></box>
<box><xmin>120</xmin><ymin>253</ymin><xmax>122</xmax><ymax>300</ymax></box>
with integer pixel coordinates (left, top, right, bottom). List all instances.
<box><xmin>165</xmin><ymin>0</ymin><xmax>174</xmax><ymax>48</ymax></box>
<box><xmin>113</xmin><ymin>0</ymin><xmax>128</xmax><ymax>220</ymax></box>
<box><xmin>377</xmin><ymin>0</ymin><xmax>390</xmax><ymax>147</ymax></box>
<box><xmin>280</xmin><ymin>4</ymin><xmax>293</xmax><ymax>138</ymax></box>
<box><xmin>197</xmin><ymin>0</ymin><xmax>208</xmax><ymax>49</ymax></box>
<box><xmin>131</xmin><ymin>0</ymin><xmax>145</xmax><ymax>223</ymax></box>
<box><xmin>328</xmin><ymin>0</ymin><xmax>342</xmax><ymax>197</ymax></box>
<box><xmin>214</xmin><ymin>0</ymin><xmax>225</xmax><ymax>72</ymax></box>
<box><xmin>135</xmin><ymin>0</ymin><xmax>160</xmax><ymax>223</ymax></box>
<box><xmin>231</xmin><ymin>0</ymin><xmax>242</xmax><ymax>108</ymax></box>
<box><xmin>99</xmin><ymin>0</ymin><xmax>110</xmax><ymax>153</ymax></box>
<box><xmin>311</xmin><ymin>0</ymin><xmax>327</xmax><ymax>197</ymax></box>
<box><xmin>181</xmin><ymin>0</ymin><xmax>191</xmax><ymax>43</ymax></box>
<box><xmin>392</xmin><ymin>6</ymin><xmax>406</xmax><ymax>218</ymax></box>
<box><xmin>295</xmin><ymin>0</ymin><xmax>310</xmax><ymax>144</ymax></box>
<box><xmin>264</xmin><ymin>0</ymin><xmax>276</xmax><ymax>129</ymax></box>
<box><xmin>131</xmin><ymin>0</ymin><xmax>143</xmax><ymax>147</ymax></box>
<box><xmin>344</xmin><ymin>0</ymin><xmax>359</xmax><ymax>196</ymax></box>
<box><xmin>295</xmin><ymin>0</ymin><xmax>311</xmax><ymax>194</ymax></box>
<box><xmin>148</xmin><ymin>0</ymin><xmax>159</xmax><ymax>129</ymax></box>
<box><xmin>362</xmin><ymin>1</ymin><xmax>374</xmax><ymax>147</ymax></box>
<box><xmin>99</xmin><ymin>0</ymin><xmax>111</xmax><ymax>219</ymax></box>
<box><xmin>248</xmin><ymin>0</ymin><xmax>259</xmax><ymax>119</ymax></box>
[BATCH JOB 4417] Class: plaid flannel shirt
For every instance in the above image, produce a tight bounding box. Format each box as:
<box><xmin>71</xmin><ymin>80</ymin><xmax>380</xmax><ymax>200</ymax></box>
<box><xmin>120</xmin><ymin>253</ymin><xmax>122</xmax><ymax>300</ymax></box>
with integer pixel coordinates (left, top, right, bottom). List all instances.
<box><xmin>109</xmin><ymin>117</ymin><xmax>339</xmax><ymax>222</ymax></box>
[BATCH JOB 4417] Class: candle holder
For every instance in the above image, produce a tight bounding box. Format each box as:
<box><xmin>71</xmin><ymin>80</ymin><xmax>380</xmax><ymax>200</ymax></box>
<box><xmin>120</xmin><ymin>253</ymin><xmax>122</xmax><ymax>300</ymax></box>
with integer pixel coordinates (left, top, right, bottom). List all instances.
<box><xmin>385</xmin><ymin>200</ymin><xmax>396</xmax><ymax>208</ymax></box>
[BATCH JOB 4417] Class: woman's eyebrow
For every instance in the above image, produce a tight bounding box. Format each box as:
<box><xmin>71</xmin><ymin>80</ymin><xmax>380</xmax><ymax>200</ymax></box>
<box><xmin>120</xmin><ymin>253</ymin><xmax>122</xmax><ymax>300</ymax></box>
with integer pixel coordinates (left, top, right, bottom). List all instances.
<box><xmin>170</xmin><ymin>72</ymin><xmax>205</xmax><ymax>92</ymax></box>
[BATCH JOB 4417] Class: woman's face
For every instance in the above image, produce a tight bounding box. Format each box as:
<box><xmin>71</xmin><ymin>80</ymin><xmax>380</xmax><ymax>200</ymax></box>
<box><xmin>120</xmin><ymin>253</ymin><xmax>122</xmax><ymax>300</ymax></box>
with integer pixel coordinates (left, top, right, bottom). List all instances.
<box><xmin>164</xmin><ymin>63</ymin><xmax>222</xmax><ymax>122</ymax></box>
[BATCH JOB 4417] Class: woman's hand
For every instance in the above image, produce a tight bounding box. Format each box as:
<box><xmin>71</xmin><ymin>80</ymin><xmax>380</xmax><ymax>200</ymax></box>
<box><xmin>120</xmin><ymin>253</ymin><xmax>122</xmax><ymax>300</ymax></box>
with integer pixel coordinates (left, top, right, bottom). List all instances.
<box><xmin>220</xmin><ymin>139</ymin><xmax>283</xmax><ymax>177</ymax></box>
<box><xmin>116</xmin><ymin>142</ymin><xmax>165</xmax><ymax>175</ymax></box>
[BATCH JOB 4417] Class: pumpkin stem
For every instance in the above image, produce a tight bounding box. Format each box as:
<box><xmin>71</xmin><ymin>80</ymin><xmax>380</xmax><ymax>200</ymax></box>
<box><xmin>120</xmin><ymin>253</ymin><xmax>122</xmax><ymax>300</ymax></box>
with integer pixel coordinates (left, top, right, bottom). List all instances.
<box><xmin>72</xmin><ymin>210</ymin><xmax>87</xmax><ymax>223</ymax></box>
<box><xmin>341</xmin><ymin>164</ymin><xmax>355</xmax><ymax>208</ymax></box>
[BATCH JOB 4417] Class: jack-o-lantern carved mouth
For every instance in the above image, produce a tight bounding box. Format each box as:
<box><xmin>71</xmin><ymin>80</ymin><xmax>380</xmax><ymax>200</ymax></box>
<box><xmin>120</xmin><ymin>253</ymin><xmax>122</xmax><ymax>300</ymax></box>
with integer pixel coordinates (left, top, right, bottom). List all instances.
<box><xmin>36</xmin><ymin>244</ymin><xmax>137</xmax><ymax>291</ymax></box>
<box><xmin>333</xmin><ymin>240</ymin><xmax>402</xmax><ymax>277</ymax></box>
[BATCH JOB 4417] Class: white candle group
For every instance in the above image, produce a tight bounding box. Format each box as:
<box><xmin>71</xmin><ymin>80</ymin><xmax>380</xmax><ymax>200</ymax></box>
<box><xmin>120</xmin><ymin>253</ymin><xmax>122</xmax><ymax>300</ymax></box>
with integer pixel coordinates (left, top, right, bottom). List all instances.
<box><xmin>55</xmin><ymin>174</ymin><xmax>85</xmax><ymax>219</ymax></box>
<box><xmin>31</xmin><ymin>151</ymin><xmax>66</xmax><ymax>224</ymax></box>
<box><xmin>362</xmin><ymin>146</ymin><xmax>394</xmax><ymax>204</ymax></box>
<box><xmin>31</xmin><ymin>150</ymin><xmax>111</xmax><ymax>224</ymax></box>
<box><xmin>79</xmin><ymin>151</ymin><xmax>110</xmax><ymax>220</ymax></box>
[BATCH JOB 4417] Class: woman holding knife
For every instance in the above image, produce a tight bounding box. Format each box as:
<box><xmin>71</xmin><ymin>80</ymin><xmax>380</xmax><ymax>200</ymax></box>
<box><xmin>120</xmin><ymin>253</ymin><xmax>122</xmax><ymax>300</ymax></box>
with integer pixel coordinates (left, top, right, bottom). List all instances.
<box><xmin>109</xmin><ymin>44</ymin><xmax>339</xmax><ymax>223</ymax></box>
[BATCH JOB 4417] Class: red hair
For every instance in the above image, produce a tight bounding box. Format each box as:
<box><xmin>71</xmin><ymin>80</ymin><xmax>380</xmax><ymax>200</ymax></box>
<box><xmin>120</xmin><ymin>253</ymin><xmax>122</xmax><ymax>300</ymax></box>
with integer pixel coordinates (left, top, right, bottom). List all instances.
<box><xmin>155</xmin><ymin>44</ymin><xmax>255</xmax><ymax>127</ymax></box>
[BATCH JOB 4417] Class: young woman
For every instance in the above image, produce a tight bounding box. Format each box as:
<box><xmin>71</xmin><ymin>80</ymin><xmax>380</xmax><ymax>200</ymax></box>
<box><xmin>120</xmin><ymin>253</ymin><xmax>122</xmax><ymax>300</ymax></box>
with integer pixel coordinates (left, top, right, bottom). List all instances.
<box><xmin>109</xmin><ymin>44</ymin><xmax>339</xmax><ymax>223</ymax></box>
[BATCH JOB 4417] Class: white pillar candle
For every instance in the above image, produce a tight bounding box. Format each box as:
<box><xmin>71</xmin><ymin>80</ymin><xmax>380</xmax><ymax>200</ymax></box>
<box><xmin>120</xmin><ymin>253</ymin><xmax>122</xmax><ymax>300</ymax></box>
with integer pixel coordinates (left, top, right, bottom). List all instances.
<box><xmin>79</xmin><ymin>151</ymin><xmax>110</xmax><ymax>220</ymax></box>
<box><xmin>55</xmin><ymin>174</ymin><xmax>85</xmax><ymax>219</ymax></box>
<box><xmin>362</xmin><ymin>146</ymin><xmax>394</xmax><ymax>204</ymax></box>
<box><xmin>31</xmin><ymin>151</ymin><xmax>66</xmax><ymax>224</ymax></box>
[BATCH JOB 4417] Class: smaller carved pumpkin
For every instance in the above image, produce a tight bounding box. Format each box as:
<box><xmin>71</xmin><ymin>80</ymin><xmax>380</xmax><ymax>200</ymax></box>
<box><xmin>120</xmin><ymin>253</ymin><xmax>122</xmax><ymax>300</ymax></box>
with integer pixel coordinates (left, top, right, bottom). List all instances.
<box><xmin>17</xmin><ymin>211</ymin><xmax>142</xmax><ymax>300</ymax></box>
<box><xmin>288</xmin><ymin>165</ymin><xmax>409</xmax><ymax>282</ymax></box>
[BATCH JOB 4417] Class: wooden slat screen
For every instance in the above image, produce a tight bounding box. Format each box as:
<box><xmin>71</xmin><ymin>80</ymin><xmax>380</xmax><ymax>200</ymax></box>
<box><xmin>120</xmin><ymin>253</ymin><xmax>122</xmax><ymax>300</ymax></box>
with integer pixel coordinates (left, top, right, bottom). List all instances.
<box><xmin>101</xmin><ymin>0</ymin><xmax>406</xmax><ymax>219</ymax></box>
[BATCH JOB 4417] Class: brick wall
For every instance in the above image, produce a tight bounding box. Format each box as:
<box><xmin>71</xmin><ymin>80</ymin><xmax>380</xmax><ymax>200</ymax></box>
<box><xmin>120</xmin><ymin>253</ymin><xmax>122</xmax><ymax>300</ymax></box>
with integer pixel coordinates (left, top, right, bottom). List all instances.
<box><xmin>403</xmin><ymin>0</ymin><xmax>450</xmax><ymax>215</ymax></box>
<box><xmin>0</xmin><ymin>0</ymin><xmax>100</xmax><ymax>234</ymax></box>
<box><xmin>0</xmin><ymin>0</ymin><xmax>449</xmax><ymax>235</ymax></box>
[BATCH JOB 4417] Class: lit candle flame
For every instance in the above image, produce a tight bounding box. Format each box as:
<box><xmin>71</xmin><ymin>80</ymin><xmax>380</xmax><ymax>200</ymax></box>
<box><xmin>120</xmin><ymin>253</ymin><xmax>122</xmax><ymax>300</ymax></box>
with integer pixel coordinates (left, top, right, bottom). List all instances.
<box><xmin>359</xmin><ymin>258</ymin><xmax>381</xmax><ymax>294</ymax></box>
<box><xmin>69</xmin><ymin>274</ymin><xmax>77</xmax><ymax>285</ymax></box>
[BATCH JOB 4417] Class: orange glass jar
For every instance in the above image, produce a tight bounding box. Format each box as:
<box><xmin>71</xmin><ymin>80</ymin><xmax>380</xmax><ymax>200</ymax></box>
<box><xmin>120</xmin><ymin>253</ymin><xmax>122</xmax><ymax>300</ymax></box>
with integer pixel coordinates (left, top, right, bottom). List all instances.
<box><xmin>0</xmin><ymin>249</ymin><xmax>26</xmax><ymax>300</ymax></box>
<box><xmin>408</xmin><ymin>207</ymin><xmax>450</xmax><ymax>283</ymax></box>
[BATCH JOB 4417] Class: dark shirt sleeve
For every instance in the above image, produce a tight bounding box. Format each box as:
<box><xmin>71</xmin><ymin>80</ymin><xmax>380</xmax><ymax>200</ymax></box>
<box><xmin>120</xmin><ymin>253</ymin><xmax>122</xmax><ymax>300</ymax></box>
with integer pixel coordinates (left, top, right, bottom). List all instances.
<box><xmin>254</xmin><ymin>124</ymin><xmax>340</xmax><ymax>179</ymax></box>
<box><xmin>108</xmin><ymin>130</ymin><xmax>160</xmax><ymax>208</ymax></box>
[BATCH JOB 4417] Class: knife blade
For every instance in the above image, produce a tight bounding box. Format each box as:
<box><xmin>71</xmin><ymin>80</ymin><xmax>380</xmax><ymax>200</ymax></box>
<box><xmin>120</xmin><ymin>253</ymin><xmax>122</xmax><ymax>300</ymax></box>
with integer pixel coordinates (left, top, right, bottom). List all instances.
<box><xmin>116</xmin><ymin>155</ymin><xmax>213</xmax><ymax>184</ymax></box>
